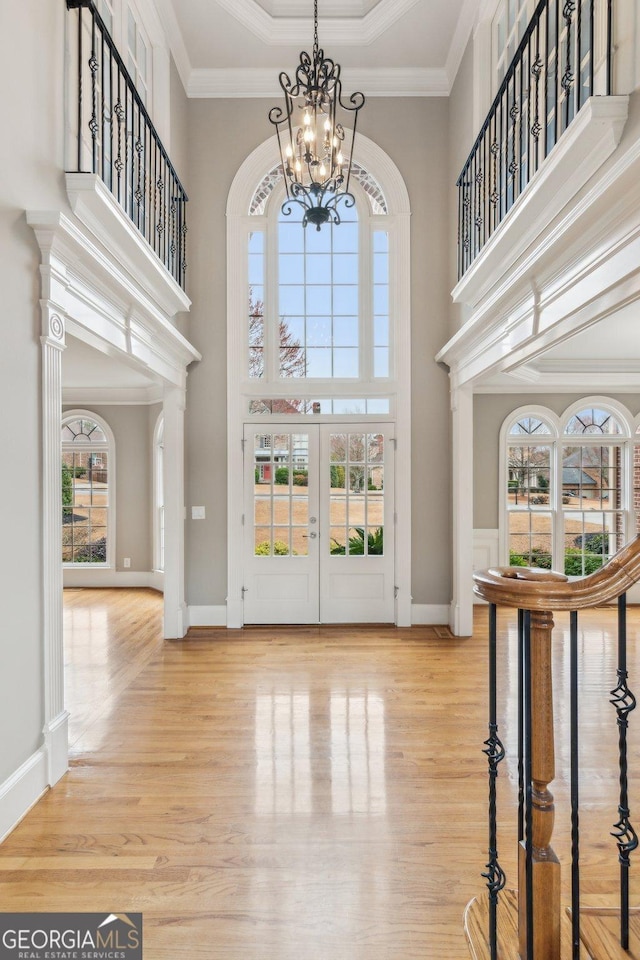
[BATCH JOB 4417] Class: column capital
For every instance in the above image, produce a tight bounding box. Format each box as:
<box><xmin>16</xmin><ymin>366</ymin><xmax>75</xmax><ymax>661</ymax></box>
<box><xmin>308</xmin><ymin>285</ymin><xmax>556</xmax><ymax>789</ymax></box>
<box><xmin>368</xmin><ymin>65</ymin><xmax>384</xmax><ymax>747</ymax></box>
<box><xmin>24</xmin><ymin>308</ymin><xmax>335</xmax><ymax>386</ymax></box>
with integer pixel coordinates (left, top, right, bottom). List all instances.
<box><xmin>40</xmin><ymin>304</ymin><xmax>67</xmax><ymax>350</ymax></box>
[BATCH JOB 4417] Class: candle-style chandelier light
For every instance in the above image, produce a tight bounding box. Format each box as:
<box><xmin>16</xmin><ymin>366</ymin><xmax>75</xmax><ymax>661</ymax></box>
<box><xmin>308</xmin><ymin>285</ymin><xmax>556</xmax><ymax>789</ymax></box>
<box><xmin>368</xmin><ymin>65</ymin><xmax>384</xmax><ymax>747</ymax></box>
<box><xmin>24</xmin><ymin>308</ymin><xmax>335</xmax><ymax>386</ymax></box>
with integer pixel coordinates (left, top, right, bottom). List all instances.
<box><xmin>268</xmin><ymin>0</ymin><xmax>365</xmax><ymax>230</ymax></box>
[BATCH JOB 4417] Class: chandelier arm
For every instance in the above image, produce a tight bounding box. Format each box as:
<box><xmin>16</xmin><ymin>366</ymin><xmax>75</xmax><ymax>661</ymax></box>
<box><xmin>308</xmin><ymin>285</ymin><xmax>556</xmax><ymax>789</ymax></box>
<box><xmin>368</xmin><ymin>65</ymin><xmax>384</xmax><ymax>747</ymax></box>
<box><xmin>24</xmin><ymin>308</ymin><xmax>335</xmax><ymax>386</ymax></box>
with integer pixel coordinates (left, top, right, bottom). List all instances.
<box><xmin>343</xmin><ymin>110</ymin><xmax>360</xmax><ymax>197</ymax></box>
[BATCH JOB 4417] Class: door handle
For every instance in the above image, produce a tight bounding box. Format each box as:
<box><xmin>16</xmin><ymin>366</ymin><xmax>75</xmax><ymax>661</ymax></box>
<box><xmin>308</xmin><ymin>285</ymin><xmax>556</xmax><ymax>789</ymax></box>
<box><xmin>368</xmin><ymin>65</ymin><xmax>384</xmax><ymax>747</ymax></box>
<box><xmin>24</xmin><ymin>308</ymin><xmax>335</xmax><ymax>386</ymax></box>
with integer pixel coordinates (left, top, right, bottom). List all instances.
<box><xmin>302</xmin><ymin>531</ymin><xmax>318</xmax><ymax>539</ymax></box>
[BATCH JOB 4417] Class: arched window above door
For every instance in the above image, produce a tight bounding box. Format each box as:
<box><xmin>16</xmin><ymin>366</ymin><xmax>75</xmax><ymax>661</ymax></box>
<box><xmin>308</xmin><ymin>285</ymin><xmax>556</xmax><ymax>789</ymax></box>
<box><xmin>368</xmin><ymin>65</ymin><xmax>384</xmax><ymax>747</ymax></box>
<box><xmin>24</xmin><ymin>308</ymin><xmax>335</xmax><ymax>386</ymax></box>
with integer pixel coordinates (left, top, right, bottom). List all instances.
<box><xmin>245</xmin><ymin>166</ymin><xmax>392</xmax><ymax>394</ymax></box>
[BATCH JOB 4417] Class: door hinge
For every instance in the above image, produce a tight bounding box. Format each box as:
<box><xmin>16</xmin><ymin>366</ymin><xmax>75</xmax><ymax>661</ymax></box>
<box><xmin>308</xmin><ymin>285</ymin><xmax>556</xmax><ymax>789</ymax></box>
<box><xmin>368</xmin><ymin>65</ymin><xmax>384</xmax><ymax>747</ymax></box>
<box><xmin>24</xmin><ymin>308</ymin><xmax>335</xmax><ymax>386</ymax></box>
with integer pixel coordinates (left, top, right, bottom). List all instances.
<box><xmin>392</xmin><ymin>437</ymin><xmax>397</xmax><ymax>450</ymax></box>
<box><xmin>241</xmin><ymin>586</ymin><xmax>248</xmax><ymax>597</ymax></box>
<box><xmin>394</xmin><ymin>512</ymin><xmax>398</xmax><ymax>525</ymax></box>
<box><xmin>241</xmin><ymin>438</ymin><xmax>246</xmax><ymax>452</ymax></box>
<box><xmin>394</xmin><ymin>585</ymin><xmax>399</xmax><ymax>598</ymax></box>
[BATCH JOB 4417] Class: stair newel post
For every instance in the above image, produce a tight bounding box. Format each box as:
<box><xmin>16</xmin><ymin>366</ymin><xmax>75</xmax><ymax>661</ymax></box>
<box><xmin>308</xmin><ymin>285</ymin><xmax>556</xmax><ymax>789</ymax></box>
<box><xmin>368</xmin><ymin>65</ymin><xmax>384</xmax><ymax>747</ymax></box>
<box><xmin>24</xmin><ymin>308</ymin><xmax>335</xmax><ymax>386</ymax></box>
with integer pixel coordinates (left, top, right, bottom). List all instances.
<box><xmin>519</xmin><ymin>607</ymin><xmax>561</xmax><ymax>959</ymax></box>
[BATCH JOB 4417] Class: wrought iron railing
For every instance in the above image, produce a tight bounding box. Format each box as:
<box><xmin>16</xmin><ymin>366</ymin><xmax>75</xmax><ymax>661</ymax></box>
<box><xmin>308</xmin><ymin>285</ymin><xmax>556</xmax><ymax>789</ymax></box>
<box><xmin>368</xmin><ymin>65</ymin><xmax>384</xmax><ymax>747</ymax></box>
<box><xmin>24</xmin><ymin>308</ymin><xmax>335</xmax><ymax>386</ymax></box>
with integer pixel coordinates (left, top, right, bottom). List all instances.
<box><xmin>457</xmin><ymin>0</ymin><xmax>613</xmax><ymax>279</ymax></box>
<box><xmin>468</xmin><ymin>537</ymin><xmax>640</xmax><ymax>960</ymax></box>
<box><xmin>66</xmin><ymin>0</ymin><xmax>188</xmax><ymax>290</ymax></box>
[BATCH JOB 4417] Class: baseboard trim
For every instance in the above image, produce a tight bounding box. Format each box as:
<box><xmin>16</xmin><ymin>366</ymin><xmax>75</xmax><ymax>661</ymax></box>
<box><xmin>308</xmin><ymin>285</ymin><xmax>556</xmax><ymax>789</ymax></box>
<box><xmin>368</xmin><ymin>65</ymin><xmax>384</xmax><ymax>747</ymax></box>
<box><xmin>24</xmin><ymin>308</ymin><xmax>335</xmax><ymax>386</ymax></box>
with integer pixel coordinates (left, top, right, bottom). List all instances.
<box><xmin>411</xmin><ymin>604</ymin><xmax>450</xmax><ymax>625</ymax></box>
<box><xmin>63</xmin><ymin>570</ymin><xmax>164</xmax><ymax>590</ymax></box>
<box><xmin>44</xmin><ymin>711</ymin><xmax>69</xmax><ymax>786</ymax></box>
<box><xmin>188</xmin><ymin>605</ymin><xmax>228</xmax><ymax>628</ymax></box>
<box><xmin>0</xmin><ymin>749</ymin><xmax>48</xmax><ymax>844</ymax></box>
<box><xmin>188</xmin><ymin>603</ymin><xmax>451</xmax><ymax>629</ymax></box>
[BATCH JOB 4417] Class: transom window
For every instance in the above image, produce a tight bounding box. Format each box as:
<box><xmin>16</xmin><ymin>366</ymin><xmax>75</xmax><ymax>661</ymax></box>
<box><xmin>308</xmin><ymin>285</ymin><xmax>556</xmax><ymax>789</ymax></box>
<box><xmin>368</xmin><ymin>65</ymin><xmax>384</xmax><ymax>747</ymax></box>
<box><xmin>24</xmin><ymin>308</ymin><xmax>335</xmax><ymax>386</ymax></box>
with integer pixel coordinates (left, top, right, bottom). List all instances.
<box><xmin>62</xmin><ymin>413</ymin><xmax>113</xmax><ymax>566</ymax></box>
<box><xmin>502</xmin><ymin>401</ymin><xmax>633</xmax><ymax>577</ymax></box>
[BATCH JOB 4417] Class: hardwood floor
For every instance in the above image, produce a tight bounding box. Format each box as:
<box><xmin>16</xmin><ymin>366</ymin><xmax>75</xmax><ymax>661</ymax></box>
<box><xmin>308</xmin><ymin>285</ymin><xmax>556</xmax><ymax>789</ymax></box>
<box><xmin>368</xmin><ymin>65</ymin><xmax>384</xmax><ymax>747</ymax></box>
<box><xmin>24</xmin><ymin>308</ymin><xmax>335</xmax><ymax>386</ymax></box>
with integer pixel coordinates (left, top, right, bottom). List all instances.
<box><xmin>1</xmin><ymin>590</ymin><xmax>639</xmax><ymax>958</ymax></box>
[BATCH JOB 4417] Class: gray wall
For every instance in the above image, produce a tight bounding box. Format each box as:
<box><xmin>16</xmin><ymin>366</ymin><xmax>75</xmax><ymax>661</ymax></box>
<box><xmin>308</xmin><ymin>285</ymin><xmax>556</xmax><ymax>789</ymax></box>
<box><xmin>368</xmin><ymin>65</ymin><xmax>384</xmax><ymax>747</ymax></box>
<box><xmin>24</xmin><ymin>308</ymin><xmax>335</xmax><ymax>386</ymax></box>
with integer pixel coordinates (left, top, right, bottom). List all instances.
<box><xmin>169</xmin><ymin>58</ymin><xmax>189</xmax><ymax>191</ymax></box>
<box><xmin>474</xmin><ymin>392</ymin><xmax>640</xmax><ymax>529</ymax></box>
<box><xmin>183</xmin><ymin>97</ymin><xmax>453</xmax><ymax>607</ymax></box>
<box><xmin>0</xmin><ymin>1</ymin><xmax>68</xmax><ymax>782</ymax></box>
<box><xmin>447</xmin><ymin>37</ymin><xmax>475</xmax><ymax>336</ymax></box>
<box><xmin>62</xmin><ymin>404</ymin><xmax>157</xmax><ymax>572</ymax></box>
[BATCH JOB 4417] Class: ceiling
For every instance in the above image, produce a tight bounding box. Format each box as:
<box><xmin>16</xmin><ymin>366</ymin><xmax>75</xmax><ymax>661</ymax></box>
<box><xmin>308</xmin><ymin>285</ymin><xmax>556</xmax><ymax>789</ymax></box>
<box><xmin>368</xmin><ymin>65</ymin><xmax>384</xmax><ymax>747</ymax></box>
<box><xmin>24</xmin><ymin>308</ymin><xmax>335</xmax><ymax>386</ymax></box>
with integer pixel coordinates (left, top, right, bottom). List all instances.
<box><xmin>63</xmin><ymin>336</ymin><xmax>160</xmax><ymax>400</ymax></box>
<box><xmin>156</xmin><ymin>0</ymin><xmax>481</xmax><ymax>97</ymax></box>
<box><xmin>476</xmin><ymin>302</ymin><xmax>640</xmax><ymax>393</ymax></box>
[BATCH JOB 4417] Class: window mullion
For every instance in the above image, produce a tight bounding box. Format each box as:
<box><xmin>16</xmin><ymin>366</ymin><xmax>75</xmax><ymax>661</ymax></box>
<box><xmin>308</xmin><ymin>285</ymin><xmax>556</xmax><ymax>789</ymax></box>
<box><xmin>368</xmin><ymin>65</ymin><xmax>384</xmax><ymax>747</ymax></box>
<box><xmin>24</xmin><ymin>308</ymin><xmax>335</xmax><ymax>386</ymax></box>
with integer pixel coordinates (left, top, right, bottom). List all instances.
<box><xmin>360</xmin><ymin>219</ymin><xmax>372</xmax><ymax>381</ymax></box>
<box><xmin>552</xmin><ymin>436</ymin><xmax>560</xmax><ymax>572</ymax></box>
<box><xmin>267</xmin><ymin>216</ymin><xmax>279</xmax><ymax>382</ymax></box>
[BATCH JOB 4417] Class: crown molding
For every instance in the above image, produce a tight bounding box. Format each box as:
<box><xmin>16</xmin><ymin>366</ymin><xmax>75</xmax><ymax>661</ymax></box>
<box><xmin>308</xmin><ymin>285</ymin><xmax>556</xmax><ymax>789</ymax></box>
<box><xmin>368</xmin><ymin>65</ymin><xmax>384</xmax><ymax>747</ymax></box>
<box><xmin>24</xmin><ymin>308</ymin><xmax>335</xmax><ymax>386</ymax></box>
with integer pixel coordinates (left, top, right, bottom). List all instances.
<box><xmin>213</xmin><ymin>0</ymin><xmax>422</xmax><ymax>46</ymax></box>
<box><xmin>157</xmin><ymin>0</ymin><xmax>482</xmax><ymax>99</ymax></box>
<box><xmin>446</xmin><ymin>0</ymin><xmax>481</xmax><ymax>87</ymax></box>
<box><xmin>153</xmin><ymin>0</ymin><xmax>193</xmax><ymax>91</ymax></box>
<box><xmin>188</xmin><ymin>66</ymin><xmax>449</xmax><ymax>98</ymax></box>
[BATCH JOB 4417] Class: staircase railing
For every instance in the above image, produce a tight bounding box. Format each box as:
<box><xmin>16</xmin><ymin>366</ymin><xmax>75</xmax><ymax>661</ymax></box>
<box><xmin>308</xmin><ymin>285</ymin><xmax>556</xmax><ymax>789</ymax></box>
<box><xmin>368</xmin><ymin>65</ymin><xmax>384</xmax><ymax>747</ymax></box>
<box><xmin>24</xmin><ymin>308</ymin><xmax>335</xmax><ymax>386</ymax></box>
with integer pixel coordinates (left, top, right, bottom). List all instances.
<box><xmin>469</xmin><ymin>535</ymin><xmax>640</xmax><ymax>959</ymax></box>
<box><xmin>66</xmin><ymin>0</ymin><xmax>188</xmax><ymax>290</ymax></box>
<box><xmin>456</xmin><ymin>0</ymin><xmax>613</xmax><ymax>280</ymax></box>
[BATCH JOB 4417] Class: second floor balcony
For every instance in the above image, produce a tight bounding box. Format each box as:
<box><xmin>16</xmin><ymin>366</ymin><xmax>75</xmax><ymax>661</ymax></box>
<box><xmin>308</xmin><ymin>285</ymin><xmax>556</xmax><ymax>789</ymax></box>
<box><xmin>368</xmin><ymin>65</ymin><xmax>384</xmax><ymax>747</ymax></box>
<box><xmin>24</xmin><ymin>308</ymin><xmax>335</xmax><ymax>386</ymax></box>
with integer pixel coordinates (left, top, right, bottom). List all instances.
<box><xmin>66</xmin><ymin>0</ymin><xmax>188</xmax><ymax>292</ymax></box>
<box><xmin>456</xmin><ymin>0</ymin><xmax>616</xmax><ymax>284</ymax></box>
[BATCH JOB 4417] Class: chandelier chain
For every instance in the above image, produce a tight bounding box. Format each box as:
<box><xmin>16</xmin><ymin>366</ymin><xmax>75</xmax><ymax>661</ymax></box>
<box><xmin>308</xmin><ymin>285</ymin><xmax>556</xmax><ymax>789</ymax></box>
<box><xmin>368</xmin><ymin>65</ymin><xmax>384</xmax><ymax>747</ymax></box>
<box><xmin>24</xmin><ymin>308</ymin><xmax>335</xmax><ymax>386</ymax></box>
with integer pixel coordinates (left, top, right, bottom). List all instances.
<box><xmin>313</xmin><ymin>0</ymin><xmax>319</xmax><ymax>56</ymax></box>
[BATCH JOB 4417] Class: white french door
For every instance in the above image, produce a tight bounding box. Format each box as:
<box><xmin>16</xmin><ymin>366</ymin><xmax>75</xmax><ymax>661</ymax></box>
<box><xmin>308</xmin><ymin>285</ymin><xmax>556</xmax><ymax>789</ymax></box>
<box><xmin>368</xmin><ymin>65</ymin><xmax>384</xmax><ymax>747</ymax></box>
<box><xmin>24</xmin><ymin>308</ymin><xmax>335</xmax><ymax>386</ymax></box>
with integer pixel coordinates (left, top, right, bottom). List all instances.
<box><xmin>243</xmin><ymin>423</ymin><xmax>395</xmax><ymax>624</ymax></box>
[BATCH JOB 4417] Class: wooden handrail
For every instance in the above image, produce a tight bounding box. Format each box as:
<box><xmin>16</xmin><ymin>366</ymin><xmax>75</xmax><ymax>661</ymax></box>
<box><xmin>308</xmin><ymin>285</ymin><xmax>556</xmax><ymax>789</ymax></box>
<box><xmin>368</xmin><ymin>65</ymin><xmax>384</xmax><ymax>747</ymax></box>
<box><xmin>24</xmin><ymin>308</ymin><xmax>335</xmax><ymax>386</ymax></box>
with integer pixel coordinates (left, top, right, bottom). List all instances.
<box><xmin>473</xmin><ymin>535</ymin><xmax>640</xmax><ymax>611</ymax></box>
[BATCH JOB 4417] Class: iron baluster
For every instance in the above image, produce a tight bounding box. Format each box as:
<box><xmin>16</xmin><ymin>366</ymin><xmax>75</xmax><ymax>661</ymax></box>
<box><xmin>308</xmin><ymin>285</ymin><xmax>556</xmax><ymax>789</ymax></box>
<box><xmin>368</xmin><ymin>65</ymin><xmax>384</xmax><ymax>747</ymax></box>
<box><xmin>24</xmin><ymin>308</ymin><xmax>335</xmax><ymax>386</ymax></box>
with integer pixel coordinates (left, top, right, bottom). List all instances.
<box><xmin>481</xmin><ymin>603</ymin><xmax>506</xmax><ymax>960</ymax></box>
<box><xmin>77</xmin><ymin>5</ymin><xmax>83</xmax><ymax>172</ymax></box>
<box><xmin>570</xmin><ymin>610</ymin><xmax>581</xmax><ymax>959</ymax></box>
<box><xmin>562</xmin><ymin>2</ymin><xmax>576</xmax><ymax>132</ymax></box>
<box><xmin>576</xmin><ymin>0</ymin><xmax>582</xmax><ymax>110</ymax></box>
<box><xmin>524</xmin><ymin>609</ymin><xmax>534</xmax><ymax>960</ymax></box>
<box><xmin>531</xmin><ymin>21</ymin><xmax>543</xmax><ymax>173</ymax></box>
<box><xmin>551</xmin><ymin>0</ymin><xmax>560</xmax><ymax>146</ymax></box>
<box><xmin>606</xmin><ymin>0</ymin><xmax>612</xmax><ymax>96</ymax></box>
<box><xmin>518</xmin><ymin>608</ymin><xmax>525</xmax><ymax>844</ymax></box>
<box><xmin>114</xmin><ymin>76</ymin><xmax>124</xmax><ymax>203</ymax></box>
<box><xmin>89</xmin><ymin>9</ymin><xmax>99</xmax><ymax>173</ymax></box>
<box><xmin>610</xmin><ymin>592</ymin><xmax>638</xmax><ymax>950</ymax></box>
<box><xmin>100</xmin><ymin>30</ymin><xmax>105</xmax><ymax>185</ymax></box>
<box><xmin>180</xmin><ymin>205</ymin><xmax>188</xmax><ymax>284</ymax></box>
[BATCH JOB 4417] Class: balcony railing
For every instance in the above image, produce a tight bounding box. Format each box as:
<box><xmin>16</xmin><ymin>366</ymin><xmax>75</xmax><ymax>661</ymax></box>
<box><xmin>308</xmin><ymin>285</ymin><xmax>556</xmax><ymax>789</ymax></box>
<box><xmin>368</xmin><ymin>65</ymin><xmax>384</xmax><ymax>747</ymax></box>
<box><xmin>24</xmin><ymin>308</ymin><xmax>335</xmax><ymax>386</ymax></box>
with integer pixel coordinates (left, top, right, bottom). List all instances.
<box><xmin>457</xmin><ymin>0</ymin><xmax>613</xmax><ymax>280</ymax></box>
<box><xmin>66</xmin><ymin>0</ymin><xmax>188</xmax><ymax>290</ymax></box>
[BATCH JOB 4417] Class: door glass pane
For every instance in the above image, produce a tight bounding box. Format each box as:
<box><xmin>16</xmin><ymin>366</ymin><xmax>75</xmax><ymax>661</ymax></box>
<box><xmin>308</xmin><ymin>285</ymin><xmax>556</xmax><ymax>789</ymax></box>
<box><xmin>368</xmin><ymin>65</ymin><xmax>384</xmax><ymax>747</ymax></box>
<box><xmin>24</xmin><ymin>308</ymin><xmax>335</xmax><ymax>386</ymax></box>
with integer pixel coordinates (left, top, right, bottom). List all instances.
<box><xmin>253</xmin><ymin>433</ymin><xmax>309</xmax><ymax>557</ymax></box>
<box><xmin>329</xmin><ymin>432</ymin><xmax>385</xmax><ymax>556</ymax></box>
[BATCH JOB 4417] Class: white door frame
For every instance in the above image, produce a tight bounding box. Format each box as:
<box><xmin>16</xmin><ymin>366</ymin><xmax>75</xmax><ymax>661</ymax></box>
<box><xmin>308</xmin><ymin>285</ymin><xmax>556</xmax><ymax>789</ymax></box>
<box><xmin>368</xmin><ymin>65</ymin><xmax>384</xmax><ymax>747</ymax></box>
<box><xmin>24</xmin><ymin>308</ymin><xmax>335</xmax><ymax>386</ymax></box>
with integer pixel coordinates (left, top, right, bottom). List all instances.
<box><xmin>226</xmin><ymin>132</ymin><xmax>412</xmax><ymax>627</ymax></box>
<box><xmin>242</xmin><ymin>422</ymin><xmax>396</xmax><ymax>625</ymax></box>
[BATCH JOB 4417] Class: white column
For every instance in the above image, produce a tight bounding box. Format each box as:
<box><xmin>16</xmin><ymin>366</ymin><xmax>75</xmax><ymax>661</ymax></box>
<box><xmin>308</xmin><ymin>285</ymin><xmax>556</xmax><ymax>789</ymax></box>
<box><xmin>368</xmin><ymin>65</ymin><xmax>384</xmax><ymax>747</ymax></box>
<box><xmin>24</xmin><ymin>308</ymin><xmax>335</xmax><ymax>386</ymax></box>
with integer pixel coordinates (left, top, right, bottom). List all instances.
<box><xmin>162</xmin><ymin>384</ymin><xmax>187</xmax><ymax>638</ymax></box>
<box><xmin>450</xmin><ymin>381</ymin><xmax>474</xmax><ymax>636</ymax></box>
<box><xmin>41</xmin><ymin>308</ymin><xmax>69</xmax><ymax>784</ymax></box>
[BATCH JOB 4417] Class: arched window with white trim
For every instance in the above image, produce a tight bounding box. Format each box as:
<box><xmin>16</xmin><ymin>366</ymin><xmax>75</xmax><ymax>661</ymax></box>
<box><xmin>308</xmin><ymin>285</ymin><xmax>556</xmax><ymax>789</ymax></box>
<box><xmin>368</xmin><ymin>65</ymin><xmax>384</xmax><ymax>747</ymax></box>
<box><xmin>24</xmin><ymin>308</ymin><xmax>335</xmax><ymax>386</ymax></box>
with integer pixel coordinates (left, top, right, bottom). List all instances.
<box><xmin>501</xmin><ymin>399</ymin><xmax>633</xmax><ymax>576</ymax></box>
<box><xmin>62</xmin><ymin>411</ymin><xmax>115</xmax><ymax>566</ymax></box>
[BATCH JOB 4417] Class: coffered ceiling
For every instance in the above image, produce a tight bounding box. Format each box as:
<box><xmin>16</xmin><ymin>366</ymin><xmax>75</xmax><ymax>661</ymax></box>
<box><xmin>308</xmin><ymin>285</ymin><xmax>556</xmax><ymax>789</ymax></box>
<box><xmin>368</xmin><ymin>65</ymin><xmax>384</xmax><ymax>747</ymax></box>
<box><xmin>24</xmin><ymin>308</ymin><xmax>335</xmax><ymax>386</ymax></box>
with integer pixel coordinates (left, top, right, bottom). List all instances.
<box><xmin>154</xmin><ymin>0</ymin><xmax>482</xmax><ymax>97</ymax></box>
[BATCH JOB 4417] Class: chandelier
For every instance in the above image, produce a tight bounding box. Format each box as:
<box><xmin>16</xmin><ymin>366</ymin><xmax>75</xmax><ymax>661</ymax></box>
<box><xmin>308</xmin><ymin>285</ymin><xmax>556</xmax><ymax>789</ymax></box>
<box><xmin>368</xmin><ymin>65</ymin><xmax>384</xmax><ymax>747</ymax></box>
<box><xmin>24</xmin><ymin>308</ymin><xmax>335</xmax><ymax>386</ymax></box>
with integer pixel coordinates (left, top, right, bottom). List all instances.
<box><xmin>268</xmin><ymin>0</ymin><xmax>365</xmax><ymax>230</ymax></box>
